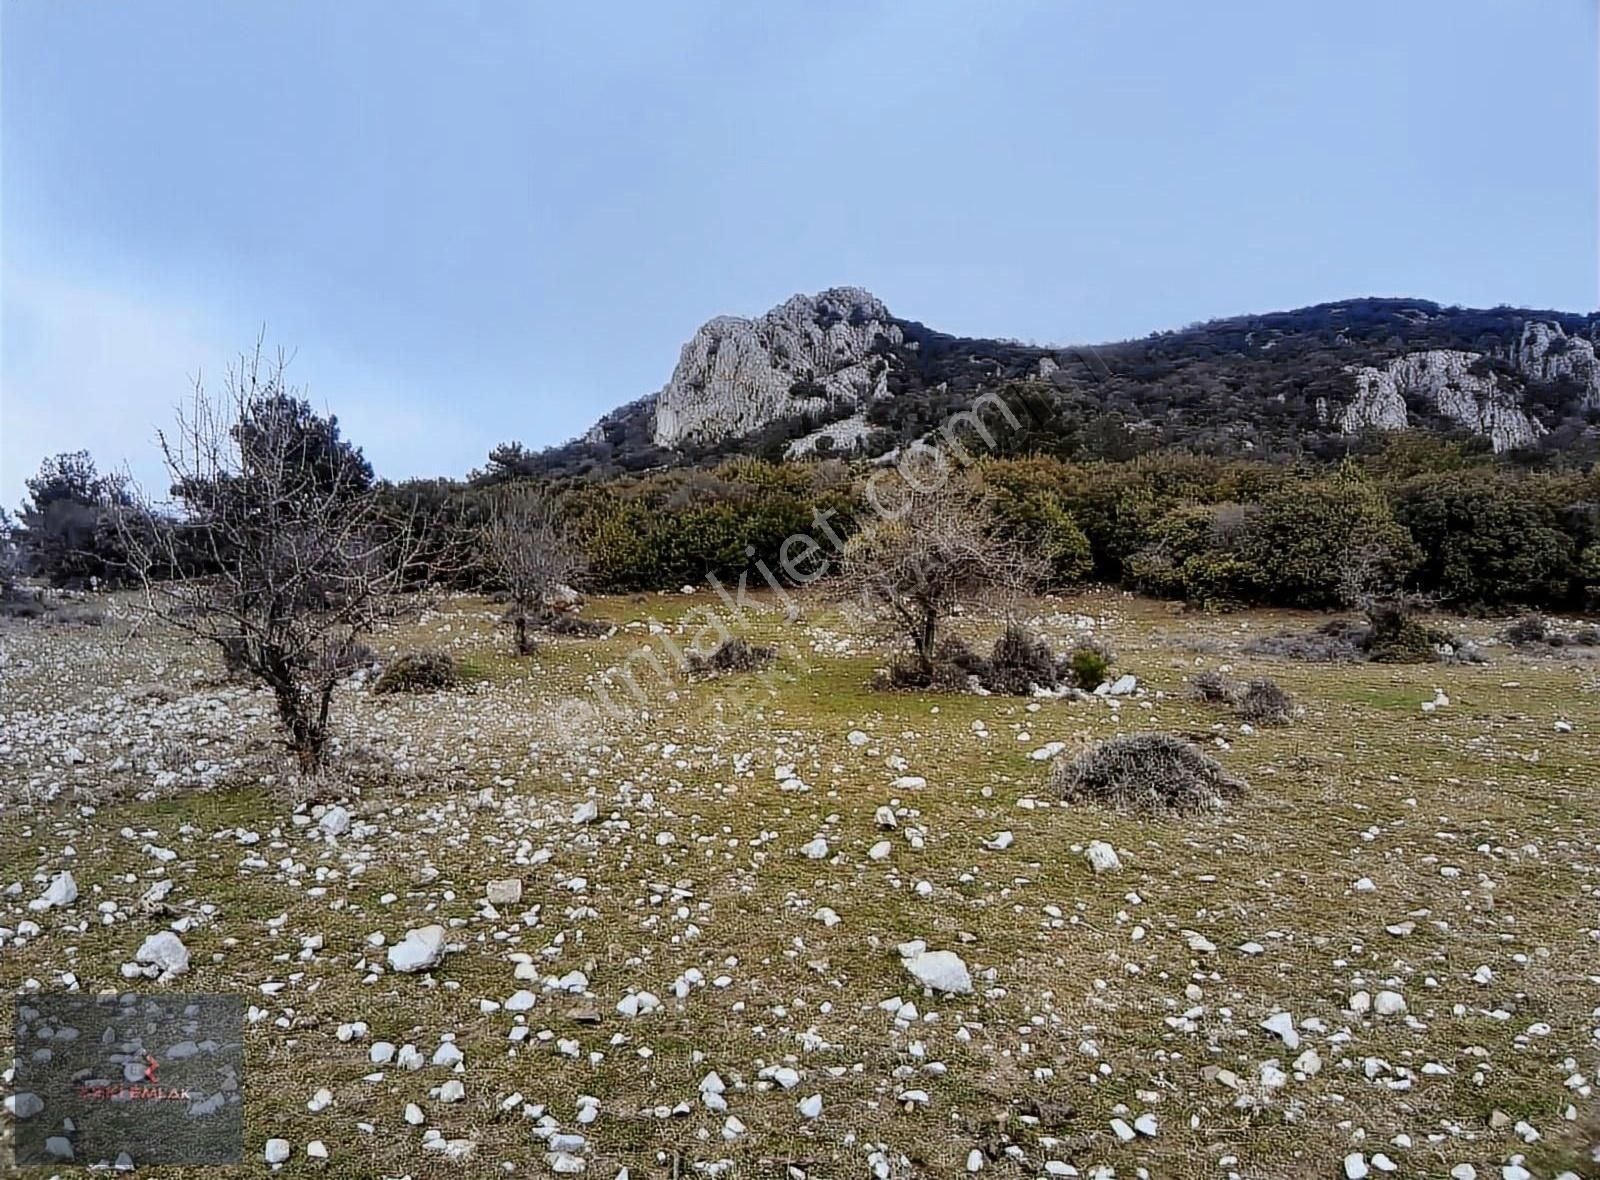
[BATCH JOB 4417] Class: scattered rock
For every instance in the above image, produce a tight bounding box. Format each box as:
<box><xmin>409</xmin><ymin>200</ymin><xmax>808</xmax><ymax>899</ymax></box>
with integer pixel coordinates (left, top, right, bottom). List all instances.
<box><xmin>387</xmin><ymin>925</ymin><xmax>448</xmax><ymax>974</ymax></box>
<box><xmin>902</xmin><ymin>949</ymin><xmax>972</xmax><ymax>995</ymax></box>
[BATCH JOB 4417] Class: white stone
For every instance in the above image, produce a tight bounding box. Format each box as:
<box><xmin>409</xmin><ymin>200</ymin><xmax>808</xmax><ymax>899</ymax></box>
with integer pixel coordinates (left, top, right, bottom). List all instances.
<box><xmin>134</xmin><ymin>930</ymin><xmax>190</xmax><ymax>980</ymax></box>
<box><xmin>1374</xmin><ymin>990</ymin><xmax>1407</xmax><ymax>1016</ymax></box>
<box><xmin>387</xmin><ymin>925</ymin><xmax>448</xmax><ymax>973</ymax></box>
<box><xmin>317</xmin><ymin>805</ymin><xmax>351</xmax><ymax>836</ymax></box>
<box><xmin>5</xmin><ymin>1092</ymin><xmax>43</xmax><ymax>1119</ymax></box>
<box><xmin>1343</xmin><ymin>1153</ymin><xmax>1368</xmax><ymax>1180</ymax></box>
<box><xmin>1261</xmin><ymin>1011</ymin><xmax>1299</xmax><ymax>1050</ymax></box>
<box><xmin>486</xmin><ymin>878</ymin><xmax>522</xmax><ymax>905</ymax></box>
<box><xmin>1184</xmin><ymin>930</ymin><xmax>1217</xmax><ymax>954</ymax></box>
<box><xmin>1338</xmin><ymin>345</ymin><xmax>1555</xmax><ymax>452</ymax></box>
<box><xmin>903</xmin><ymin>949</ymin><xmax>972</xmax><ymax>995</ymax></box>
<box><xmin>1292</xmin><ymin>1047</ymin><xmax>1322</xmax><ymax>1076</ymax></box>
<box><xmin>265</xmin><ymin>1138</ymin><xmax>291</xmax><ymax>1165</ymax></box>
<box><xmin>1085</xmin><ymin>841</ymin><xmax>1121</xmax><ymax>873</ymax></box>
<box><xmin>29</xmin><ymin>871</ymin><xmax>77</xmax><ymax>911</ymax></box>
<box><xmin>797</xmin><ymin>1093</ymin><xmax>822</xmax><ymax>1119</ymax></box>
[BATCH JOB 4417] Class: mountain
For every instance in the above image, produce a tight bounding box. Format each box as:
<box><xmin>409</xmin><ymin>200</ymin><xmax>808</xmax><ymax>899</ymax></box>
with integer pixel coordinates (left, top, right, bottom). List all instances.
<box><xmin>520</xmin><ymin>289</ymin><xmax>1600</xmax><ymax>478</ymax></box>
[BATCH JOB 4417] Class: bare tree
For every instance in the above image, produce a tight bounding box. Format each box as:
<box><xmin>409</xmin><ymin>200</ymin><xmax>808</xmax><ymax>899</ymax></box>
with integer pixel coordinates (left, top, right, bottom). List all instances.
<box><xmin>841</xmin><ymin>473</ymin><xmax>1040</xmax><ymax>674</ymax></box>
<box><xmin>479</xmin><ymin>486</ymin><xmax>585</xmax><ymax>655</ymax></box>
<box><xmin>118</xmin><ymin>345</ymin><xmax>420</xmax><ymax>772</ymax></box>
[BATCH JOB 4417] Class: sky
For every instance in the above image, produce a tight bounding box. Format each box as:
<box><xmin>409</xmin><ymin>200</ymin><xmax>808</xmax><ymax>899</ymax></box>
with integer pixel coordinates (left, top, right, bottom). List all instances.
<box><xmin>3</xmin><ymin>1</ymin><xmax>1596</xmax><ymax>507</ymax></box>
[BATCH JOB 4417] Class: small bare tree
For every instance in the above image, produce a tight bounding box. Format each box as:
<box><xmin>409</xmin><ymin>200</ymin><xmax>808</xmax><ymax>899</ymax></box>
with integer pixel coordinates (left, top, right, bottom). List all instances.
<box><xmin>479</xmin><ymin>486</ymin><xmax>585</xmax><ymax>655</ymax></box>
<box><xmin>842</xmin><ymin>474</ymin><xmax>1039</xmax><ymax>674</ymax></box>
<box><xmin>118</xmin><ymin>345</ymin><xmax>419</xmax><ymax>772</ymax></box>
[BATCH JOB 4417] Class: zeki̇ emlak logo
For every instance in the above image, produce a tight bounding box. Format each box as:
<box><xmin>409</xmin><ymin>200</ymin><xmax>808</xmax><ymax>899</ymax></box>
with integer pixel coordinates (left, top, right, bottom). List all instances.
<box><xmin>75</xmin><ymin>1053</ymin><xmax>194</xmax><ymax>1102</ymax></box>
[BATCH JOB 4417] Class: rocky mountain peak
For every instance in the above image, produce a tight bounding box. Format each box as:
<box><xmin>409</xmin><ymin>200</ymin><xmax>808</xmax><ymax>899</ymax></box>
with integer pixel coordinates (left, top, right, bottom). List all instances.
<box><xmin>651</xmin><ymin>288</ymin><xmax>902</xmax><ymax>449</ymax></box>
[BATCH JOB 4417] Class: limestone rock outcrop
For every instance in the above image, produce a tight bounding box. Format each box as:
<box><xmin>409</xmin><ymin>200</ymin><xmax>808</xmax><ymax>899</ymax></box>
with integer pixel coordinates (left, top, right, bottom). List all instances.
<box><xmin>1334</xmin><ymin>320</ymin><xmax>1597</xmax><ymax>452</ymax></box>
<box><xmin>652</xmin><ymin>288</ymin><xmax>901</xmax><ymax>449</ymax></box>
<box><xmin>1338</xmin><ymin>350</ymin><xmax>1545</xmax><ymax>452</ymax></box>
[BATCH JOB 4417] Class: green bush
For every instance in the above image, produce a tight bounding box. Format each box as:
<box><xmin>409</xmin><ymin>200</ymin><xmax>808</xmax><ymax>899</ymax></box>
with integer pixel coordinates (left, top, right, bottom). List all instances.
<box><xmin>1066</xmin><ymin>640</ymin><xmax>1113</xmax><ymax>690</ymax></box>
<box><xmin>1238</xmin><ymin>475</ymin><xmax>1417</xmax><ymax>608</ymax></box>
<box><xmin>1580</xmin><ymin>542</ymin><xmax>1600</xmax><ymax>608</ymax></box>
<box><xmin>1363</xmin><ymin>604</ymin><xmax>1450</xmax><ymax>664</ymax></box>
<box><xmin>1394</xmin><ymin>471</ymin><xmax>1575</xmax><ymax>607</ymax></box>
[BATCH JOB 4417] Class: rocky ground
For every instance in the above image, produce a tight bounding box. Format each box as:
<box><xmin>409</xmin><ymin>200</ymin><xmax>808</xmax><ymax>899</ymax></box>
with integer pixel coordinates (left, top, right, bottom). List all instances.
<box><xmin>3</xmin><ymin>589</ymin><xmax>1599</xmax><ymax>1179</ymax></box>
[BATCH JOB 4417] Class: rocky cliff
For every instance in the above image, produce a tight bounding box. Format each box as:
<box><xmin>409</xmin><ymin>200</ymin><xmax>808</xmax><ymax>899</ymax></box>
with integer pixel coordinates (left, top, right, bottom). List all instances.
<box><xmin>533</xmin><ymin>294</ymin><xmax>1600</xmax><ymax>476</ymax></box>
<box><xmin>1331</xmin><ymin>322</ymin><xmax>1600</xmax><ymax>452</ymax></box>
<box><xmin>652</xmin><ymin>288</ymin><xmax>901</xmax><ymax>449</ymax></box>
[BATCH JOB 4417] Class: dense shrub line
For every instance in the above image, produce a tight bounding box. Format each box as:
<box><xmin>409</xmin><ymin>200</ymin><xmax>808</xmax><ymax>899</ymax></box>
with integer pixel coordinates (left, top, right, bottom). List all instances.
<box><xmin>16</xmin><ymin>439</ymin><xmax>1600</xmax><ymax>612</ymax></box>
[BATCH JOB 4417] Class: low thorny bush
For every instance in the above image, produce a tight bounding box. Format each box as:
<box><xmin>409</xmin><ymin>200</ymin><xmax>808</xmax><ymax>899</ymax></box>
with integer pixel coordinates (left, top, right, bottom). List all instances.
<box><xmin>1050</xmin><ymin>732</ymin><xmax>1247</xmax><ymax>812</ymax></box>
<box><xmin>687</xmin><ymin>636</ymin><xmax>776</xmax><ymax>676</ymax></box>
<box><xmin>1505</xmin><ymin>613</ymin><xmax>1548</xmax><ymax>645</ymax></box>
<box><xmin>372</xmin><ymin>650</ymin><xmax>462</xmax><ymax>694</ymax></box>
<box><xmin>1247</xmin><ymin>605</ymin><xmax>1459</xmax><ymax>666</ymax></box>
<box><xmin>1505</xmin><ymin>613</ymin><xmax>1600</xmax><ymax>650</ymax></box>
<box><xmin>877</xmin><ymin>626</ymin><xmax>1114</xmax><ymax>697</ymax></box>
<box><xmin>1235</xmin><ymin>677</ymin><xmax>1294</xmax><ymax>724</ymax></box>
<box><xmin>1188</xmin><ymin>669</ymin><xmax>1236</xmax><ymax>703</ymax></box>
<box><xmin>1189</xmin><ymin>670</ymin><xmax>1294</xmax><ymax>724</ymax></box>
<box><xmin>986</xmin><ymin>624</ymin><xmax>1061</xmax><ymax>695</ymax></box>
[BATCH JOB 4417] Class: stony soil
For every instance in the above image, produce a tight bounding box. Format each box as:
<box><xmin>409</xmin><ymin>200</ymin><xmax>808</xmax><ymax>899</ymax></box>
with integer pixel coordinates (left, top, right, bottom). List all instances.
<box><xmin>3</xmin><ymin>590</ymin><xmax>1599</xmax><ymax>1179</ymax></box>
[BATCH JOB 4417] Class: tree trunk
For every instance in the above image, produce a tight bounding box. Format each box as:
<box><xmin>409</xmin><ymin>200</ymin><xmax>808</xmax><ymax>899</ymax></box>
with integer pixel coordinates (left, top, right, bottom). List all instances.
<box><xmin>269</xmin><ymin>677</ymin><xmax>327</xmax><ymax>772</ymax></box>
<box><xmin>514</xmin><ymin>613</ymin><xmax>531</xmax><ymax>656</ymax></box>
<box><xmin>916</xmin><ymin>613</ymin><xmax>938</xmax><ymax>672</ymax></box>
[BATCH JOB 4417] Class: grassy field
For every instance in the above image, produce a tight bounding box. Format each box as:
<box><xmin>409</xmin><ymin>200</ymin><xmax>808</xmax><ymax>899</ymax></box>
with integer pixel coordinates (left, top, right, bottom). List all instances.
<box><xmin>3</xmin><ymin>589</ymin><xmax>1599</xmax><ymax>1178</ymax></box>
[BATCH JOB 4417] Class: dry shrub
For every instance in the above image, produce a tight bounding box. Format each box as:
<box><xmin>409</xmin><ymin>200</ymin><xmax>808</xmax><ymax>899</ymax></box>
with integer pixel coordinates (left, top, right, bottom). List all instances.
<box><xmin>541</xmin><ymin>614</ymin><xmax>610</xmax><ymax>638</ymax></box>
<box><xmin>985</xmin><ymin>624</ymin><xmax>1060</xmax><ymax>695</ymax></box>
<box><xmin>1246</xmin><ymin>619</ymin><xmax>1368</xmax><ymax>663</ymax></box>
<box><xmin>0</xmin><ymin>593</ymin><xmax>106</xmax><ymax>626</ymax></box>
<box><xmin>874</xmin><ymin>646</ymin><xmax>976</xmax><ymax>692</ymax></box>
<box><xmin>1050</xmin><ymin>732</ymin><xmax>1247</xmax><ymax>812</ymax></box>
<box><xmin>687</xmin><ymin>637</ymin><xmax>775</xmax><ymax>676</ymax></box>
<box><xmin>1188</xmin><ymin>669</ymin><xmax>1238</xmax><ymax>703</ymax></box>
<box><xmin>1235</xmin><ymin>677</ymin><xmax>1293</xmax><ymax>725</ymax></box>
<box><xmin>1505</xmin><ymin>614</ymin><xmax>1548</xmax><ymax>645</ymax></box>
<box><xmin>373</xmin><ymin>650</ymin><xmax>461</xmax><ymax>695</ymax></box>
<box><xmin>874</xmin><ymin>627</ymin><xmax>1064</xmax><ymax>696</ymax></box>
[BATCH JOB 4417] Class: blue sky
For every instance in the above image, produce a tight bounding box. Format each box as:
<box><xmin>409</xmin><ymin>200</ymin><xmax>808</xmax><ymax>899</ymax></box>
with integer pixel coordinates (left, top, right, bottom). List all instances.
<box><xmin>3</xmin><ymin>1</ymin><xmax>1595</xmax><ymax>506</ymax></box>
